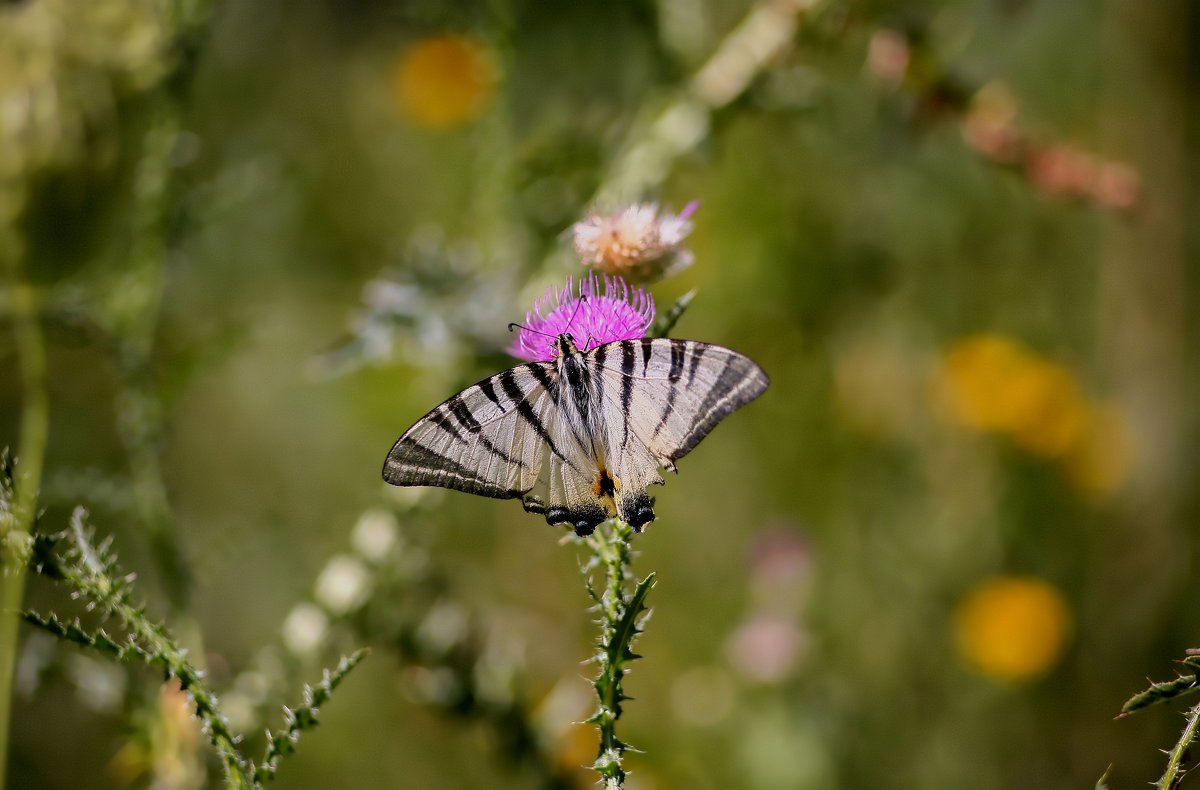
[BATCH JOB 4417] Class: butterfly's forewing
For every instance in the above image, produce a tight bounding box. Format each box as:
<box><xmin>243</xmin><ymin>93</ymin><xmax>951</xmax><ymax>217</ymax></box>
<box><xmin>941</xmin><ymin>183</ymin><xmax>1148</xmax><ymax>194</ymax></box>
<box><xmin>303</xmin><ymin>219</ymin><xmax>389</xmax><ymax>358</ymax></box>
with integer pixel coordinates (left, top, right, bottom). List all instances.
<box><xmin>382</xmin><ymin>361</ymin><xmax>612</xmax><ymax>532</ymax></box>
<box><xmin>590</xmin><ymin>337</ymin><xmax>769</xmax><ymax>470</ymax></box>
<box><xmin>383</xmin><ymin>364</ymin><xmax>555</xmax><ymax>501</ymax></box>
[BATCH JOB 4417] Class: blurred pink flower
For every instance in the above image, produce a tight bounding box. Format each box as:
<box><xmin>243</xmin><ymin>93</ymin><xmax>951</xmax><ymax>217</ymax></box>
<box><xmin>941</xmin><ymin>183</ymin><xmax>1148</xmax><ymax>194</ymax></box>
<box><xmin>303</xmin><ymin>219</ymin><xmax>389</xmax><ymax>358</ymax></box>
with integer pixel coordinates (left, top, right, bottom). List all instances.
<box><xmin>749</xmin><ymin>526</ymin><xmax>812</xmax><ymax>590</ymax></box>
<box><xmin>1027</xmin><ymin>144</ymin><xmax>1097</xmax><ymax>198</ymax></box>
<box><xmin>1093</xmin><ymin>162</ymin><xmax>1141</xmax><ymax>211</ymax></box>
<box><xmin>508</xmin><ymin>273</ymin><xmax>655</xmax><ymax>362</ymax></box>
<box><xmin>726</xmin><ymin>614</ymin><xmax>805</xmax><ymax>684</ymax></box>
<box><xmin>866</xmin><ymin>29</ymin><xmax>910</xmax><ymax>86</ymax></box>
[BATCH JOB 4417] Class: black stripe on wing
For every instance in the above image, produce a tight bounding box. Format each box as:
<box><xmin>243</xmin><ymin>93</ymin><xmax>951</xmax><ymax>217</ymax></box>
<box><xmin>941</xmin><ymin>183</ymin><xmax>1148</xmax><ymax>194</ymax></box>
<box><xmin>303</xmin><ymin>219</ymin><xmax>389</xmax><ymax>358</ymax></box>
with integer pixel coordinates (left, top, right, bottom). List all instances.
<box><xmin>671</xmin><ymin>352</ymin><xmax>769</xmax><ymax>459</ymax></box>
<box><xmin>619</xmin><ymin>341</ymin><xmax>636</xmax><ymax>448</ymax></box>
<box><xmin>383</xmin><ymin>362</ymin><xmax>555</xmax><ymax>493</ymax></box>
<box><xmin>383</xmin><ymin>438</ymin><xmax>523</xmax><ymax>499</ymax></box>
<box><xmin>499</xmin><ymin>365</ymin><xmax>587</xmax><ymax>476</ymax></box>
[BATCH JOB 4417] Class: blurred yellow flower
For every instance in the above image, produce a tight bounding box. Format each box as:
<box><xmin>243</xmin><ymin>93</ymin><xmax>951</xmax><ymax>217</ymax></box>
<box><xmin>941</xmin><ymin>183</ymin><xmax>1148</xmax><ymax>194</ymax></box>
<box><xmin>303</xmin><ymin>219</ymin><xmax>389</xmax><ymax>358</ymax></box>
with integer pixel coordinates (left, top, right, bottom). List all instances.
<box><xmin>953</xmin><ymin>576</ymin><xmax>1071</xmax><ymax>681</ymax></box>
<box><xmin>391</xmin><ymin>35</ymin><xmax>496</xmax><ymax>129</ymax></box>
<box><xmin>1062</xmin><ymin>403</ymin><xmax>1134</xmax><ymax>497</ymax></box>
<box><xmin>938</xmin><ymin>335</ymin><xmax>1032</xmax><ymax>431</ymax></box>
<box><xmin>1002</xmin><ymin>359</ymin><xmax>1087</xmax><ymax>457</ymax></box>
<box><xmin>936</xmin><ymin>334</ymin><xmax>1088</xmax><ymax>458</ymax></box>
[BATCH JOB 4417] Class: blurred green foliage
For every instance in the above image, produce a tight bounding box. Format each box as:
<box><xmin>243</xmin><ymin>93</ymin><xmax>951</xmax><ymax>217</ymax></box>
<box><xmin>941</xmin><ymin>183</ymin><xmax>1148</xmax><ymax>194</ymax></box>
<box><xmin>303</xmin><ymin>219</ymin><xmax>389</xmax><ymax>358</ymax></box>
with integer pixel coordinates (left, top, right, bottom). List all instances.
<box><xmin>3</xmin><ymin>0</ymin><xmax>1200</xmax><ymax>788</ymax></box>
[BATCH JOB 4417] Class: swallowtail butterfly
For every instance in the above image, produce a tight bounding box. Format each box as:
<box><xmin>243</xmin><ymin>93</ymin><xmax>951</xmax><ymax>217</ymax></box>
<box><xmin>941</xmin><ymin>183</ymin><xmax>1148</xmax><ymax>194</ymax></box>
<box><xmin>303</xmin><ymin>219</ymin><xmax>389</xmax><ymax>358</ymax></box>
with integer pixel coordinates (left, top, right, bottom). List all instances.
<box><xmin>382</xmin><ymin>334</ymin><xmax>768</xmax><ymax>535</ymax></box>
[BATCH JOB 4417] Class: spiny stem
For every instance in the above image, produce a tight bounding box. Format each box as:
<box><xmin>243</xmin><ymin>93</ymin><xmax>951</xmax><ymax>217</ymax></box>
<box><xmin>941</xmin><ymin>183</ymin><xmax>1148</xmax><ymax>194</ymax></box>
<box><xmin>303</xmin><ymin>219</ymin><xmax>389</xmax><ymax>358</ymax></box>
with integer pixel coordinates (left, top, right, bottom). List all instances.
<box><xmin>1158</xmin><ymin>701</ymin><xmax>1200</xmax><ymax>789</ymax></box>
<box><xmin>0</xmin><ymin>252</ymin><xmax>49</xmax><ymax>790</ymax></box>
<box><xmin>253</xmin><ymin>649</ymin><xmax>370</xmax><ymax>785</ymax></box>
<box><xmin>43</xmin><ymin>510</ymin><xmax>252</xmax><ymax>788</ymax></box>
<box><xmin>583</xmin><ymin>520</ymin><xmax>655</xmax><ymax>788</ymax></box>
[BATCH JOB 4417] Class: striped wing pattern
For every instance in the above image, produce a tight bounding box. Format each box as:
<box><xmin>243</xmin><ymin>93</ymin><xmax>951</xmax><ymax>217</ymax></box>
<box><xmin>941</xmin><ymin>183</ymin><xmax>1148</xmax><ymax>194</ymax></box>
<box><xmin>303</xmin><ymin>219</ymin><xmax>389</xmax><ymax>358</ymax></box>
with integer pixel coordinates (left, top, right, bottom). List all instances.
<box><xmin>382</xmin><ymin>365</ymin><xmax>555</xmax><ymax>501</ymax></box>
<box><xmin>382</xmin><ymin>336</ymin><xmax>768</xmax><ymax>535</ymax></box>
<box><xmin>592</xmin><ymin>338</ymin><xmax>770</xmax><ymax>467</ymax></box>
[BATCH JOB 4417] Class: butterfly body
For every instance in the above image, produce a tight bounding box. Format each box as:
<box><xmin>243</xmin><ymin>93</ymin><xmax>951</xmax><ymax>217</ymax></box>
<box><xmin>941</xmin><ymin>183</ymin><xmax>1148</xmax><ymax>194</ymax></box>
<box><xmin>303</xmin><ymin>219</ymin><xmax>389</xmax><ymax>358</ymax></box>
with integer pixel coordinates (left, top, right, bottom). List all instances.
<box><xmin>383</xmin><ymin>334</ymin><xmax>768</xmax><ymax>536</ymax></box>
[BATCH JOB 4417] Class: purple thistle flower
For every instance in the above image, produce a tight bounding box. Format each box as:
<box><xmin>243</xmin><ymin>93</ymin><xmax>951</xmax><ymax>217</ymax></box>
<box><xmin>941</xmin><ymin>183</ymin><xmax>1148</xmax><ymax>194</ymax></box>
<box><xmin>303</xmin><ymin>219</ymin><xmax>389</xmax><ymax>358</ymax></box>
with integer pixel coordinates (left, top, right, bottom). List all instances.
<box><xmin>508</xmin><ymin>274</ymin><xmax>655</xmax><ymax>362</ymax></box>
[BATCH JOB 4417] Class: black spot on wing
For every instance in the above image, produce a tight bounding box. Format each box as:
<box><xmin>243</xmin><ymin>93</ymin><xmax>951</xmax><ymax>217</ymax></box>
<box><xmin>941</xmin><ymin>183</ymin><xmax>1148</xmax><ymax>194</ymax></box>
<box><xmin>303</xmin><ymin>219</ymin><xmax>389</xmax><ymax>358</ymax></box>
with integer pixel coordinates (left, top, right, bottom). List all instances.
<box><xmin>569</xmin><ymin>503</ymin><xmax>609</xmax><ymax>536</ymax></box>
<box><xmin>618</xmin><ymin>489</ymin><xmax>656</xmax><ymax>531</ymax></box>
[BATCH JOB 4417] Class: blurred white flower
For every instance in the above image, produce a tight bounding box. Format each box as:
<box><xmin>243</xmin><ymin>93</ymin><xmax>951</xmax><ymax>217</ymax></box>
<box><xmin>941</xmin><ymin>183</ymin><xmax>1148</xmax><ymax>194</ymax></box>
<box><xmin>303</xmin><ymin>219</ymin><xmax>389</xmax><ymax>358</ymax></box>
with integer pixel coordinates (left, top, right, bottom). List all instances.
<box><xmin>221</xmin><ymin>691</ymin><xmax>257</xmax><ymax>732</ymax></box>
<box><xmin>400</xmin><ymin>666</ymin><xmax>461</xmax><ymax>706</ymax></box>
<box><xmin>68</xmin><ymin>654</ymin><xmax>126</xmax><ymax>714</ymax></box>
<box><xmin>865</xmin><ymin>29</ymin><xmax>910</xmax><ymax>86</ymax></box>
<box><xmin>315</xmin><ymin>554</ymin><xmax>372</xmax><ymax>615</ymax></box>
<box><xmin>281</xmin><ymin>603</ymin><xmax>328</xmax><ymax>657</ymax></box>
<box><xmin>15</xmin><ymin>631</ymin><xmax>54</xmax><ymax>697</ymax></box>
<box><xmin>749</xmin><ymin>526</ymin><xmax>812</xmax><ymax>590</ymax></box>
<box><xmin>417</xmin><ymin>601</ymin><xmax>469</xmax><ymax>656</ymax></box>
<box><xmin>352</xmin><ymin>508</ymin><xmax>400</xmax><ymax>562</ymax></box>
<box><xmin>233</xmin><ymin>668</ymin><xmax>271</xmax><ymax>706</ymax></box>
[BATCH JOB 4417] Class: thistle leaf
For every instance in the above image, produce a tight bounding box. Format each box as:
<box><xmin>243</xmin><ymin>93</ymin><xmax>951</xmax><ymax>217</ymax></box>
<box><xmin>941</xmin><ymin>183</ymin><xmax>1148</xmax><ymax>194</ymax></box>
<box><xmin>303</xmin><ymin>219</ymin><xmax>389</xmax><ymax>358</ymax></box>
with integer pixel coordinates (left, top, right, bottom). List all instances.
<box><xmin>1121</xmin><ymin>672</ymin><xmax>1200</xmax><ymax>715</ymax></box>
<box><xmin>650</xmin><ymin>289</ymin><xmax>696</xmax><ymax>338</ymax></box>
<box><xmin>254</xmin><ymin>649</ymin><xmax>369</xmax><ymax>784</ymax></box>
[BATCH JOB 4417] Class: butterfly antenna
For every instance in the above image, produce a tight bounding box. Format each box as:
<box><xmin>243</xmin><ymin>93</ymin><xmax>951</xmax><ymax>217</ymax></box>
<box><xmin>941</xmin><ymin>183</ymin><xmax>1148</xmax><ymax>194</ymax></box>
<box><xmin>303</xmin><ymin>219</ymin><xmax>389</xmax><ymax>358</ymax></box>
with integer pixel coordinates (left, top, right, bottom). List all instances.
<box><xmin>566</xmin><ymin>294</ymin><xmax>587</xmax><ymax>331</ymax></box>
<box><xmin>507</xmin><ymin>322</ymin><xmax>558</xmax><ymax>340</ymax></box>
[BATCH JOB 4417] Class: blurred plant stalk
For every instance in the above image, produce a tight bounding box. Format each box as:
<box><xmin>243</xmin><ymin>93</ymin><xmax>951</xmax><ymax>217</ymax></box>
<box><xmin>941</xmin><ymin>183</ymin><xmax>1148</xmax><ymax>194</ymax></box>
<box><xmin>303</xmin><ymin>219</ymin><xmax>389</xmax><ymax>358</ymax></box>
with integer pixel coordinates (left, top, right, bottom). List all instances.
<box><xmin>0</xmin><ymin>250</ymin><xmax>48</xmax><ymax>790</ymax></box>
<box><xmin>1094</xmin><ymin>0</ymin><xmax>1190</xmax><ymax>674</ymax></box>
<box><xmin>0</xmin><ymin>0</ymin><xmax>217</xmax><ymax>783</ymax></box>
<box><xmin>599</xmin><ymin>0</ymin><xmax>822</xmax><ymax>203</ymax></box>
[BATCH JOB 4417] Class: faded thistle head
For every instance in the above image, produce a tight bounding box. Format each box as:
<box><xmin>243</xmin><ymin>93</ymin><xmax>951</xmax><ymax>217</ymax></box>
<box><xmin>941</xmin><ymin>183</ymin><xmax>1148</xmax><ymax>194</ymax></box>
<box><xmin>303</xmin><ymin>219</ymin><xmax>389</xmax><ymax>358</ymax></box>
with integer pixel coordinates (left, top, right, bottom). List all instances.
<box><xmin>572</xmin><ymin>202</ymin><xmax>697</xmax><ymax>283</ymax></box>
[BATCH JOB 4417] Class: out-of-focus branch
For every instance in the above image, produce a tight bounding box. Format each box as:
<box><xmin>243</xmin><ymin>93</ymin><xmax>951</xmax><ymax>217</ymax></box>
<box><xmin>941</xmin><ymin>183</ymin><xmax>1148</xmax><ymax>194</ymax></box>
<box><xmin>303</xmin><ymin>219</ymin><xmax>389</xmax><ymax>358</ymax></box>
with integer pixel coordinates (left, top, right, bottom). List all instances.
<box><xmin>599</xmin><ymin>0</ymin><xmax>822</xmax><ymax>203</ymax></box>
<box><xmin>0</xmin><ymin>250</ymin><xmax>48</xmax><ymax>790</ymax></box>
<box><xmin>862</xmin><ymin>27</ymin><xmax>1141</xmax><ymax>213</ymax></box>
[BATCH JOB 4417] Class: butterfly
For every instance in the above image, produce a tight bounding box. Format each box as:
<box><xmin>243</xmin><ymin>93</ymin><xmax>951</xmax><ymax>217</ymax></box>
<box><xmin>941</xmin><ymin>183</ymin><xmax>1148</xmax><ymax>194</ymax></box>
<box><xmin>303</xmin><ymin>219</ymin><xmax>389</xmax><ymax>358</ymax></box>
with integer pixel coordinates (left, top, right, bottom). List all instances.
<box><xmin>382</xmin><ymin>333</ymin><xmax>769</xmax><ymax>536</ymax></box>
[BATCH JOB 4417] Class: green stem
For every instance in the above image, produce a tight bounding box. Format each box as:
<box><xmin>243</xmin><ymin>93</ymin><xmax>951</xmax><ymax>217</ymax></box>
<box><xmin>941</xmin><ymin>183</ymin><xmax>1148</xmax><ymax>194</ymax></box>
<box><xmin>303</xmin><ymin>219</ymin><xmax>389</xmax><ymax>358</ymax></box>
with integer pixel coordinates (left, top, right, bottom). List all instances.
<box><xmin>117</xmin><ymin>105</ymin><xmax>191</xmax><ymax>613</ymax></box>
<box><xmin>0</xmin><ymin>262</ymin><xmax>49</xmax><ymax>790</ymax></box>
<box><xmin>584</xmin><ymin>520</ymin><xmax>655</xmax><ymax>789</ymax></box>
<box><xmin>1157</xmin><ymin>700</ymin><xmax>1200</xmax><ymax>789</ymax></box>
